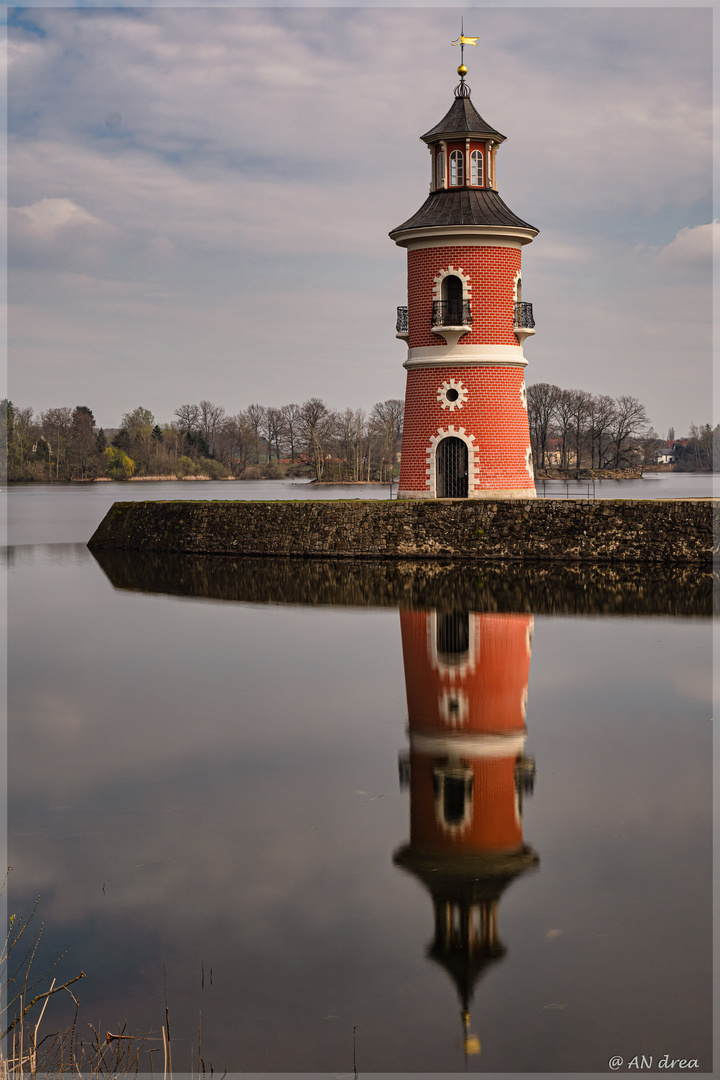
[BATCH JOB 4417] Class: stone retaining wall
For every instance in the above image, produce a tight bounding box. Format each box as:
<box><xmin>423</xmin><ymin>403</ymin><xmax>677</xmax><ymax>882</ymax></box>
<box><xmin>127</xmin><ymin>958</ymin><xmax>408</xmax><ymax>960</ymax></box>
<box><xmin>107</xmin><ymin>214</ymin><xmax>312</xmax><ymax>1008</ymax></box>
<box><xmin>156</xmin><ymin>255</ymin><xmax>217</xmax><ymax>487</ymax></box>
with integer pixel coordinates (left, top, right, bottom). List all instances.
<box><xmin>88</xmin><ymin>498</ymin><xmax>718</xmax><ymax>563</ymax></box>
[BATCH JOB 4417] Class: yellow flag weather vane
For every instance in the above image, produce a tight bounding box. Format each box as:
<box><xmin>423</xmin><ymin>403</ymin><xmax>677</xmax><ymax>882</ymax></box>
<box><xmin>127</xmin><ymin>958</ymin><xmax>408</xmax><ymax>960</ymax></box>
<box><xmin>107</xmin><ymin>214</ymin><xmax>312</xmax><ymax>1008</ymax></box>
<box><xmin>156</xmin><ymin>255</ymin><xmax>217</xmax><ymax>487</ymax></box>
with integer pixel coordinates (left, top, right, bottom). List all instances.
<box><xmin>451</xmin><ymin>18</ymin><xmax>478</xmax><ymax>78</ymax></box>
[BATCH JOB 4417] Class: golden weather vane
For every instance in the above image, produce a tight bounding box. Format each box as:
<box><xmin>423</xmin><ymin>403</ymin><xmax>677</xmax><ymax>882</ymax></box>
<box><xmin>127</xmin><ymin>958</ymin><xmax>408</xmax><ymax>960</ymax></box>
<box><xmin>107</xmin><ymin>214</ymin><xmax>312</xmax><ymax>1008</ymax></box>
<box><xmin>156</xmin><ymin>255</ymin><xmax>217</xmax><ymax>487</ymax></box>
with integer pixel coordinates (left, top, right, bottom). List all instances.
<box><xmin>451</xmin><ymin>17</ymin><xmax>478</xmax><ymax>79</ymax></box>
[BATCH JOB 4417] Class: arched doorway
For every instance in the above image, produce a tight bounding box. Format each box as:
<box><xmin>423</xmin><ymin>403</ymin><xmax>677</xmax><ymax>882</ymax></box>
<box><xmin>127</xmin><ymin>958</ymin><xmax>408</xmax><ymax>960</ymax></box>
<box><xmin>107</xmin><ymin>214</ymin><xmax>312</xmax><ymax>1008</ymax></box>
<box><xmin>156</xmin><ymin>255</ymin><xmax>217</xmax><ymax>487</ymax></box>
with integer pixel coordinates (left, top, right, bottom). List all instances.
<box><xmin>441</xmin><ymin>274</ymin><xmax>464</xmax><ymax>325</ymax></box>
<box><xmin>437</xmin><ymin>436</ymin><xmax>468</xmax><ymax>498</ymax></box>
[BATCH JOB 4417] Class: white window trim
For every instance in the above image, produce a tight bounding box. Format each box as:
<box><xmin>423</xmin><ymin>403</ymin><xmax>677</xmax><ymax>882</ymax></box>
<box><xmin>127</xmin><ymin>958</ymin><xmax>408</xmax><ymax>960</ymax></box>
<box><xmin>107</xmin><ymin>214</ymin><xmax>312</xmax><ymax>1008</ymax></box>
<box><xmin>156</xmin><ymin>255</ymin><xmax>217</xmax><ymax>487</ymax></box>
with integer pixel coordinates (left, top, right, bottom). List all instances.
<box><xmin>513</xmin><ymin>269</ymin><xmax>522</xmax><ymax>302</ymax></box>
<box><xmin>449</xmin><ymin>149</ymin><xmax>464</xmax><ymax>187</ymax></box>
<box><xmin>432</xmin><ymin>265</ymin><xmax>472</xmax><ymax>302</ymax></box>
<box><xmin>426</xmin><ymin>611</ymin><xmax>479</xmax><ymax>680</ymax></box>
<box><xmin>432</xmin><ymin>761</ymin><xmax>475</xmax><ymax>835</ymax></box>
<box><xmin>436</xmin><ymin>142</ymin><xmax>447</xmax><ymax>190</ymax></box>
<box><xmin>470</xmin><ymin>149</ymin><xmax>484</xmax><ymax>187</ymax></box>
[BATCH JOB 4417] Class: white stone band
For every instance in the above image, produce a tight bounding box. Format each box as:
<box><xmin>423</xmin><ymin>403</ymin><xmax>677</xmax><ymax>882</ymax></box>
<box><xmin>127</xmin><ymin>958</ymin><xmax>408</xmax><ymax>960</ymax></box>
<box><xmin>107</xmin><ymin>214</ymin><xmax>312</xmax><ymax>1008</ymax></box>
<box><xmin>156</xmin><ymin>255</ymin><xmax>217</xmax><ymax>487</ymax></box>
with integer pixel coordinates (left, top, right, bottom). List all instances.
<box><xmin>391</xmin><ymin>226</ymin><xmax>535</xmax><ymax>249</ymax></box>
<box><xmin>405</xmin><ymin>343</ymin><xmax>528</xmax><ymax>369</ymax></box>
<box><xmin>410</xmin><ymin>732</ymin><xmax>527</xmax><ymax>758</ymax></box>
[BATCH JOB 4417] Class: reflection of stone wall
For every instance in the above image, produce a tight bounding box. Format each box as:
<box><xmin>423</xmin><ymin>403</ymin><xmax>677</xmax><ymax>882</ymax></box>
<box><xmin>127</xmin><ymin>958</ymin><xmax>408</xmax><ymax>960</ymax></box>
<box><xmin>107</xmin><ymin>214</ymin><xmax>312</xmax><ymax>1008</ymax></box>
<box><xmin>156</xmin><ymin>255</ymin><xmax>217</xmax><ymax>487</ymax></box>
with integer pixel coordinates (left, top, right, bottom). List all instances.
<box><xmin>89</xmin><ymin>498</ymin><xmax>717</xmax><ymax>564</ymax></box>
<box><xmin>90</xmin><ymin>551</ymin><xmax>715</xmax><ymax>617</ymax></box>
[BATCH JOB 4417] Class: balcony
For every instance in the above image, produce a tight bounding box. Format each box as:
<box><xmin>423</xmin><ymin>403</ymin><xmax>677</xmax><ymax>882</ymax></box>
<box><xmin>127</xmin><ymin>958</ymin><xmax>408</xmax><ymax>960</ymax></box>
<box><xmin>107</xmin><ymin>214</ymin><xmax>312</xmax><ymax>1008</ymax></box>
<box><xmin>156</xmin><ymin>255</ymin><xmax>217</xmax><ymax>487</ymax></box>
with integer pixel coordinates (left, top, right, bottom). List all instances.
<box><xmin>514</xmin><ymin>301</ymin><xmax>536</xmax><ymax>345</ymax></box>
<box><xmin>514</xmin><ymin>301</ymin><xmax>535</xmax><ymax>329</ymax></box>
<box><xmin>432</xmin><ymin>299</ymin><xmax>472</xmax><ymax>328</ymax></box>
<box><xmin>396</xmin><ymin>305</ymin><xmax>409</xmax><ymax>340</ymax></box>
<box><xmin>431</xmin><ymin>299</ymin><xmax>472</xmax><ymax>347</ymax></box>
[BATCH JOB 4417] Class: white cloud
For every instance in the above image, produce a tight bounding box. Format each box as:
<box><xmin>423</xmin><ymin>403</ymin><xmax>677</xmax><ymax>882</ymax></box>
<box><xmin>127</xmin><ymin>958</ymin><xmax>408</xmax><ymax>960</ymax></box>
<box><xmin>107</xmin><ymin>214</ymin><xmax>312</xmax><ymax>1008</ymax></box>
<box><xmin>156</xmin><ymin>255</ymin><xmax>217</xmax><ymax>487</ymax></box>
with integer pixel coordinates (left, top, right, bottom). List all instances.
<box><xmin>12</xmin><ymin>196</ymin><xmax>106</xmax><ymax>234</ymax></box>
<box><xmin>9</xmin><ymin>197</ymin><xmax>120</xmax><ymax>270</ymax></box>
<box><xmin>657</xmin><ymin>221</ymin><xmax>716</xmax><ymax>266</ymax></box>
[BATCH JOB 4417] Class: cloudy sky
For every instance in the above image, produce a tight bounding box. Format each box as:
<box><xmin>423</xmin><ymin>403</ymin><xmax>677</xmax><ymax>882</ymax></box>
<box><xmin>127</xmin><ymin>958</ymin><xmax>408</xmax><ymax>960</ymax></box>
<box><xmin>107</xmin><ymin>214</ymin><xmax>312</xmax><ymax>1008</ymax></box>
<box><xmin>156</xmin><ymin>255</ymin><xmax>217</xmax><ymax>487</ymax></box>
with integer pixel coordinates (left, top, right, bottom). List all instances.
<box><xmin>8</xmin><ymin>5</ymin><xmax>713</xmax><ymax>436</ymax></box>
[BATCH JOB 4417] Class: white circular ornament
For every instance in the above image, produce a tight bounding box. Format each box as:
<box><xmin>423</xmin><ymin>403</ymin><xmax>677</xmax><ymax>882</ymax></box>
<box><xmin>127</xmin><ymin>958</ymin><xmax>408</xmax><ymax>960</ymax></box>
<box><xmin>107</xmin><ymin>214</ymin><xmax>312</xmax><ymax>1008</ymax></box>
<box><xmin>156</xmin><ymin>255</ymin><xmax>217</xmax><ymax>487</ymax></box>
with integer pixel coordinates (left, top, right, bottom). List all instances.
<box><xmin>437</xmin><ymin>378</ymin><xmax>469</xmax><ymax>412</ymax></box>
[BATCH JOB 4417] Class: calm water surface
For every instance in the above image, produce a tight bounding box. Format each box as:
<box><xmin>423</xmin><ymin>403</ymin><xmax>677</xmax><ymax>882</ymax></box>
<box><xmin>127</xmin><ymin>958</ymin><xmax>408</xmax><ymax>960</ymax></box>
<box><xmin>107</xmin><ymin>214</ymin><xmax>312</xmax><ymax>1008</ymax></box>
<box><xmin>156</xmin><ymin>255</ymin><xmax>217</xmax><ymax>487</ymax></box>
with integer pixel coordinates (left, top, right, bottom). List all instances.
<box><xmin>4</xmin><ymin>471</ymin><xmax>718</xmax><ymax>546</ymax></box>
<box><xmin>6</xmin><ymin>484</ymin><xmax>713</xmax><ymax>1076</ymax></box>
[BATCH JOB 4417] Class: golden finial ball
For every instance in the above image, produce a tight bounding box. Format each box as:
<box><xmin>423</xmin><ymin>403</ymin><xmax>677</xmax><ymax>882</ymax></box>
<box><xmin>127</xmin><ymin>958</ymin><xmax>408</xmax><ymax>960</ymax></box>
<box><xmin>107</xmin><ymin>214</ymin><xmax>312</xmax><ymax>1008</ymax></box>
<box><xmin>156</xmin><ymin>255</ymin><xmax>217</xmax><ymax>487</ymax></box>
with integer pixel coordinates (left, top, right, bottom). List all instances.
<box><xmin>457</xmin><ymin>65</ymin><xmax>468</xmax><ymax>76</ymax></box>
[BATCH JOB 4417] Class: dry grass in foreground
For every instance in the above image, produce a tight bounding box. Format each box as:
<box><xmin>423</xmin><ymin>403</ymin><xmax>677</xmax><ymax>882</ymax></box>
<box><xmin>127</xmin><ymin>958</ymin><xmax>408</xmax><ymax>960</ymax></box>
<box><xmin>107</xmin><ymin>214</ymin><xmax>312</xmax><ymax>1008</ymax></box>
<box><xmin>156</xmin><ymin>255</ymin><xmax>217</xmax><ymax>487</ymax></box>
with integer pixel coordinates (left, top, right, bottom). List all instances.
<box><xmin>1</xmin><ymin>879</ymin><xmax>225</xmax><ymax>1078</ymax></box>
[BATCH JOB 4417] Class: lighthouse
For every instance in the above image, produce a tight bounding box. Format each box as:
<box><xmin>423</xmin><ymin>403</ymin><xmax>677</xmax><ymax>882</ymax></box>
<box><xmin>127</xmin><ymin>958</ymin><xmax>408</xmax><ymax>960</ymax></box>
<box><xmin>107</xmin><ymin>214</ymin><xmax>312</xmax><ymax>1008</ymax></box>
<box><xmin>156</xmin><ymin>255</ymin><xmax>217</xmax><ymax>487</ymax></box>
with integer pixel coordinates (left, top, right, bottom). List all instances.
<box><xmin>394</xmin><ymin>607</ymin><xmax>538</xmax><ymax>1055</ymax></box>
<box><xmin>390</xmin><ymin>38</ymin><xmax>538</xmax><ymax>500</ymax></box>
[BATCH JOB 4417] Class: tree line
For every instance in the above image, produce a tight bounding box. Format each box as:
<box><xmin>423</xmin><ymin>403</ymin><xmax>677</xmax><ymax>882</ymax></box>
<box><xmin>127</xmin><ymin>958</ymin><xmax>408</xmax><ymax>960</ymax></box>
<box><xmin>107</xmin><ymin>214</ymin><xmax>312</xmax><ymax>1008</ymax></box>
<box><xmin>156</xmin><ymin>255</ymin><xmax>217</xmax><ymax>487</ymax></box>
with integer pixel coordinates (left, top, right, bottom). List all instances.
<box><xmin>527</xmin><ymin>383</ymin><xmax>718</xmax><ymax>473</ymax></box>
<box><xmin>1</xmin><ymin>397</ymin><xmax>404</xmax><ymax>483</ymax></box>
<box><xmin>3</xmin><ymin>386</ymin><xmax>715</xmax><ymax>482</ymax></box>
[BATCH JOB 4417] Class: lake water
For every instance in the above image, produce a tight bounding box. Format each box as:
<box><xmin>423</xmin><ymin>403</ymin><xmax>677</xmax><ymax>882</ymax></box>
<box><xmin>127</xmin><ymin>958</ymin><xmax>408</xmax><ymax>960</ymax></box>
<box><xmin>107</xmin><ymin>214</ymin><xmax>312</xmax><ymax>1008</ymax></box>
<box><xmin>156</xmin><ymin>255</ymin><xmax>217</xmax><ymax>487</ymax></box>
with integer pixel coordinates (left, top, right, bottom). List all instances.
<box><xmin>5</xmin><ymin>482</ymin><xmax>714</xmax><ymax>1076</ymax></box>
<box><xmin>4</xmin><ymin>470</ymin><xmax>718</xmax><ymax>547</ymax></box>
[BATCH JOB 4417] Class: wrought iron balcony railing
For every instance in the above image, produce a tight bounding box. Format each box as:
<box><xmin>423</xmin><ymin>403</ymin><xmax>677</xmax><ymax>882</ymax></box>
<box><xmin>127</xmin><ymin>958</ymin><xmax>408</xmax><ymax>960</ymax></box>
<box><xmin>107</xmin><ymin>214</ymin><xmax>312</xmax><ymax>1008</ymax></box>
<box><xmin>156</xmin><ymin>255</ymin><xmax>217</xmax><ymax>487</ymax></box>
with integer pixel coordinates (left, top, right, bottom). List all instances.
<box><xmin>396</xmin><ymin>306</ymin><xmax>409</xmax><ymax>334</ymax></box>
<box><xmin>431</xmin><ymin>300</ymin><xmax>472</xmax><ymax>327</ymax></box>
<box><xmin>514</xmin><ymin>301</ymin><xmax>535</xmax><ymax>329</ymax></box>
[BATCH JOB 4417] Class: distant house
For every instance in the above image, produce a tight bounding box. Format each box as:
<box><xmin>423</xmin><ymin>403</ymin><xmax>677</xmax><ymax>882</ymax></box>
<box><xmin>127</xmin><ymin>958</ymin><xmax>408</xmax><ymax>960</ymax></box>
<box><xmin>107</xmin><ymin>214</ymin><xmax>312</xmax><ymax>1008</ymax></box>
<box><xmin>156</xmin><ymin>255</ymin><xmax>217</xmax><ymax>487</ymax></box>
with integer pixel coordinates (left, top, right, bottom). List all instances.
<box><xmin>656</xmin><ymin>437</ymin><xmax>689</xmax><ymax>465</ymax></box>
<box><xmin>544</xmin><ymin>437</ymin><xmax>577</xmax><ymax>467</ymax></box>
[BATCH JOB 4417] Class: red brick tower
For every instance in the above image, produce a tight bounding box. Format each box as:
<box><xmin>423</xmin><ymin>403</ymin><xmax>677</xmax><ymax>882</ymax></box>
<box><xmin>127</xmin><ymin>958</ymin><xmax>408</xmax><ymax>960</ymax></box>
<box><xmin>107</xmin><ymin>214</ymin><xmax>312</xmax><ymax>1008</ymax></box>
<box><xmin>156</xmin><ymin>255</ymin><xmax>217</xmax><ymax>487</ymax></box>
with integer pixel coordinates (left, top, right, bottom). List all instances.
<box><xmin>394</xmin><ymin>609</ymin><xmax>538</xmax><ymax>1055</ymax></box>
<box><xmin>391</xmin><ymin>55</ymin><xmax>538</xmax><ymax>500</ymax></box>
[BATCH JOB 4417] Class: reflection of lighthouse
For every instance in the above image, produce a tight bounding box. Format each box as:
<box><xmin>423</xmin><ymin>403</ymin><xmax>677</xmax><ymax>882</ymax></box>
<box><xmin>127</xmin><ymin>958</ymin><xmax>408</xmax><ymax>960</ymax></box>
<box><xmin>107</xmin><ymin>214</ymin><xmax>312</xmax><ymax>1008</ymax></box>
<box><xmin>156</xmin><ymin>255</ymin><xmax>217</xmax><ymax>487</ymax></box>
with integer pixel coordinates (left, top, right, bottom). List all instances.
<box><xmin>394</xmin><ymin>609</ymin><xmax>538</xmax><ymax>1056</ymax></box>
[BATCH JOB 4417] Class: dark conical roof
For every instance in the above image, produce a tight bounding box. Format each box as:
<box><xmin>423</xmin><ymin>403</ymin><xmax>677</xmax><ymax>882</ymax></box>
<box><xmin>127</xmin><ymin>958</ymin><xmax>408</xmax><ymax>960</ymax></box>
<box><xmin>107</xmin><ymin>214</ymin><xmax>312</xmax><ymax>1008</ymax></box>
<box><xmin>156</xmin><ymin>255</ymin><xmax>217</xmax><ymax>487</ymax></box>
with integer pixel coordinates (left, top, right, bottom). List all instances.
<box><xmin>422</xmin><ymin>90</ymin><xmax>505</xmax><ymax>144</ymax></box>
<box><xmin>391</xmin><ymin>187</ymin><xmax>538</xmax><ymax>236</ymax></box>
<box><xmin>428</xmin><ymin>936</ymin><xmax>506</xmax><ymax>1012</ymax></box>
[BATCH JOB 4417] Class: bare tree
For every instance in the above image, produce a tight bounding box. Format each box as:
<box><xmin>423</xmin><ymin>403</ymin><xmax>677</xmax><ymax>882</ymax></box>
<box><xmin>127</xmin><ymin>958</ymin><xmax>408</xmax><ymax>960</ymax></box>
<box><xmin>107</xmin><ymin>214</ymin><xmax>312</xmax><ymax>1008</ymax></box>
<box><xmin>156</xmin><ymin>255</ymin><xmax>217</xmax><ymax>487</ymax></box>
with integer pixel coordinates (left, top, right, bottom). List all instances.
<box><xmin>244</xmin><ymin>404</ymin><xmax>266</xmax><ymax>465</ymax></box>
<box><xmin>569</xmin><ymin>390</ymin><xmax>593</xmax><ymax>470</ymax></box>
<box><xmin>217</xmin><ymin>413</ymin><xmax>254</xmax><ymax>475</ymax></box>
<box><xmin>264</xmin><ymin>407</ymin><xmax>284</xmax><ymax>463</ymax></box>
<box><xmin>174</xmin><ymin>404</ymin><xmax>201</xmax><ymax>435</ymax></box>
<box><xmin>587</xmin><ymin>394</ymin><xmax>617</xmax><ymax>468</ymax></box>
<box><xmin>526</xmin><ymin>383</ymin><xmax>559</xmax><ymax>470</ymax></box>
<box><xmin>298</xmin><ymin>398</ymin><xmax>335</xmax><ymax>480</ymax></box>
<box><xmin>280</xmin><ymin>404</ymin><xmax>301</xmax><ymax>464</ymax></box>
<box><xmin>335</xmin><ymin>408</ymin><xmax>367</xmax><ymax>481</ymax></box>
<box><xmin>688</xmin><ymin>423</ymin><xmax>714</xmax><ymax>472</ymax></box>
<box><xmin>370</xmin><ymin>399</ymin><xmax>404</xmax><ymax>483</ymax></box>
<box><xmin>553</xmin><ymin>389</ymin><xmax>576</xmax><ymax>470</ymax></box>
<box><xmin>607</xmin><ymin>395</ymin><xmax>651</xmax><ymax>468</ymax></box>
<box><xmin>198</xmin><ymin>400</ymin><xmax>226</xmax><ymax>456</ymax></box>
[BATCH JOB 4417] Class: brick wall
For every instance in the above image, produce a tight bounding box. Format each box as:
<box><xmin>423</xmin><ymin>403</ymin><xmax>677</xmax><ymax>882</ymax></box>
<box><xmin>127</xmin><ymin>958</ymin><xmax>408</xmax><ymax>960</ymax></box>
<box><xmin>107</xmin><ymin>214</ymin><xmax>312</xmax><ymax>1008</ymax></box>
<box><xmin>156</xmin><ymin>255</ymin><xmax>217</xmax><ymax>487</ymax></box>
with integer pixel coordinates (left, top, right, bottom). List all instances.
<box><xmin>407</xmin><ymin>244</ymin><xmax>521</xmax><ymax>348</ymax></box>
<box><xmin>399</xmin><ymin>365</ymin><xmax>533</xmax><ymax>494</ymax></box>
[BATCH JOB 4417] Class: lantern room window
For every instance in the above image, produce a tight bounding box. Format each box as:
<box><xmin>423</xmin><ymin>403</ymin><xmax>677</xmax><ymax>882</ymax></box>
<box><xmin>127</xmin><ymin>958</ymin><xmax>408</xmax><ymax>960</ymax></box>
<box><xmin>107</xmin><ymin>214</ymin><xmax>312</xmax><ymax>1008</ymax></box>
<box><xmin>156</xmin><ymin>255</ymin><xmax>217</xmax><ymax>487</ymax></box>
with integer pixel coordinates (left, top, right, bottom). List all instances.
<box><xmin>436</xmin><ymin>151</ymin><xmax>446</xmax><ymax>189</ymax></box>
<box><xmin>470</xmin><ymin>150</ymin><xmax>483</xmax><ymax>186</ymax></box>
<box><xmin>449</xmin><ymin>150</ymin><xmax>464</xmax><ymax>187</ymax></box>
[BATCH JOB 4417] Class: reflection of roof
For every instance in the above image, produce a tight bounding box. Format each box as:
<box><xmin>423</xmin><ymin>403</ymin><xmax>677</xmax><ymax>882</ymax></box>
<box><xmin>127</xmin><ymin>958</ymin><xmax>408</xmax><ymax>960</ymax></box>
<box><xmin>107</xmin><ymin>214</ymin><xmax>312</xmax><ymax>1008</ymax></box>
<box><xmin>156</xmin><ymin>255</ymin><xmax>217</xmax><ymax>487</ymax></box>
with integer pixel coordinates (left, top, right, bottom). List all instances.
<box><xmin>428</xmin><ymin>936</ymin><xmax>505</xmax><ymax>1011</ymax></box>
<box><xmin>394</xmin><ymin>843</ymin><xmax>539</xmax><ymax>1010</ymax></box>
<box><xmin>393</xmin><ymin>843</ymin><xmax>539</xmax><ymax>899</ymax></box>
<box><xmin>421</xmin><ymin>94</ymin><xmax>505</xmax><ymax>143</ymax></box>
<box><xmin>391</xmin><ymin>188</ymin><xmax>538</xmax><ymax>235</ymax></box>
